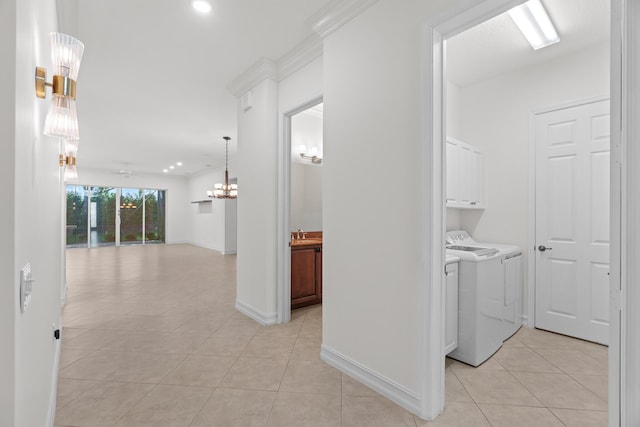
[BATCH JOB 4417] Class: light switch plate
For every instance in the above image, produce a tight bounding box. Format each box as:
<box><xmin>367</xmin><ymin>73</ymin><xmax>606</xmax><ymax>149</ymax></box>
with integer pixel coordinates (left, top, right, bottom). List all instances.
<box><xmin>20</xmin><ymin>263</ymin><xmax>33</xmax><ymax>313</ymax></box>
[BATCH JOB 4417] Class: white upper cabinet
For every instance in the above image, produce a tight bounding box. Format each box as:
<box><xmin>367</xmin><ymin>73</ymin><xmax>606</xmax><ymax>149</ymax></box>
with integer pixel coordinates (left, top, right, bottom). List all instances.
<box><xmin>446</xmin><ymin>137</ymin><xmax>485</xmax><ymax>209</ymax></box>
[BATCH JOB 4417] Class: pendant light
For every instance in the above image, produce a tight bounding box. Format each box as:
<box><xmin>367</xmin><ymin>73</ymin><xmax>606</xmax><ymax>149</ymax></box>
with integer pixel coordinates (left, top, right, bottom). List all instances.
<box><xmin>212</xmin><ymin>136</ymin><xmax>238</xmax><ymax>199</ymax></box>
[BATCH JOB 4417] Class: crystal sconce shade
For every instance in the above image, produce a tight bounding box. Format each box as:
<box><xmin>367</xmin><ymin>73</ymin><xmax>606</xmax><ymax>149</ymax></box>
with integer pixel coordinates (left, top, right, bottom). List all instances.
<box><xmin>44</xmin><ymin>96</ymin><xmax>79</xmax><ymax>140</ymax></box>
<box><xmin>36</xmin><ymin>32</ymin><xmax>84</xmax><ymax>140</ymax></box>
<box><xmin>35</xmin><ymin>32</ymin><xmax>85</xmax><ymax>181</ymax></box>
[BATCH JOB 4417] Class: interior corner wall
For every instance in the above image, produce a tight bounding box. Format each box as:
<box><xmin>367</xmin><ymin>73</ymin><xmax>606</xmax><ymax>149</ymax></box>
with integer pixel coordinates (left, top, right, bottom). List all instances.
<box><xmin>236</xmin><ymin>78</ymin><xmax>279</xmax><ymax>320</ymax></box>
<box><xmin>457</xmin><ymin>40</ymin><xmax>610</xmax><ymax>320</ymax></box>
<box><xmin>74</xmin><ymin>168</ymin><xmax>190</xmax><ymax>244</ymax></box>
<box><xmin>322</xmin><ymin>0</ymin><xmax>451</xmax><ymax>406</ymax></box>
<box><xmin>8</xmin><ymin>0</ymin><xmax>64</xmax><ymax>425</ymax></box>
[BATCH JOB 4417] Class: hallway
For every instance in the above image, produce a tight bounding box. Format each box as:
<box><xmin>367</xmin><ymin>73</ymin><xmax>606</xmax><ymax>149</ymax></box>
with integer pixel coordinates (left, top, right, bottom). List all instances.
<box><xmin>55</xmin><ymin>245</ymin><xmax>608</xmax><ymax>426</ymax></box>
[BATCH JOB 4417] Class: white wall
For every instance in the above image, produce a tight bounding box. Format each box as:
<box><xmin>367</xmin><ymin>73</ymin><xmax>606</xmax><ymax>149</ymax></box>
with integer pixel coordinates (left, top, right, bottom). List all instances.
<box><xmin>456</xmin><ymin>41</ymin><xmax>610</xmax><ymax>319</ymax></box>
<box><xmin>1</xmin><ymin>0</ymin><xmax>63</xmax><ymax>425</ymax></box>
<box><xmin>446</xmin><ymin>80</ymin><xmax>462</xmax><ymax>231</ymax></box>
<box><xmin>290</xmin><ymin>163</ymin><xmax>323</xmax><ymax>231</ymax></box>
<box><xmin>75</xmin><ymin>168</ymin><xmax>190</xmax><ymax>244</ymax></box>
<box><xmin>185</xmin><ymin>165</ymin><xmax>236</xmax><ymax>252</ymax></box>
<box><xmin>0</xmin><ymin>1</ymin><xmax>17</xmax><ymax>423</ymax></box>
<box><xmin>291</xmin><ymin>110</ymin><xmax>324</xmax><ymax>162</ymax></box>
<box><xmin>322</xmin><ymin>0</ymin><xmax>452</xmax><ymax>403</ymax></box>
<box><xmin>235</xmin><ymin>56</ymin><xmax>323</xmax><ymax>322</ymax></box>
<box><xmin>236</xmin><ymin>78</ymin><xmax>280</xmax><ymax>320</ymax></box>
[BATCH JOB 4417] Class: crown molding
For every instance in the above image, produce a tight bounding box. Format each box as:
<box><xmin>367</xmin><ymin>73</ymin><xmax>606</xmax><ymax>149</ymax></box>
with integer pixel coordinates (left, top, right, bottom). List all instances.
<box><xmin>227</xmin><ymin>57</ymin><xmax>278</xmax><ymax>97</ymax></box>
<box><xmin>308</xmin><ymin>0</ymin><xmax>380</xmax><ymax>39</ymax></box>
<box><xmin>277</xmin><ymin>34</ymin><xmax>323</xmax><ymax>81</ymax></box>
<box><xmin>228</xmin><ymin>0</ymin><xmax>378</xmax><ymax>97</ymax></box>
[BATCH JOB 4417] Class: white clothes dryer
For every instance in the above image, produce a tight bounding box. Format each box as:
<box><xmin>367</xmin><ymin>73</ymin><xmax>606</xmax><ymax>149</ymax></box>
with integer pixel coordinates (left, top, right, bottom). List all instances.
<box><xmin>445</xmin><ymin>230</ymin><xmax>522</xmax><ymax>366</ymax></box>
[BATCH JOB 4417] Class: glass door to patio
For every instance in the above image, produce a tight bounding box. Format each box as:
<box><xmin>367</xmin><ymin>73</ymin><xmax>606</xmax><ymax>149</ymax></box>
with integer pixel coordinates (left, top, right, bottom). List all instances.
<box><xmin>66</xmin><ymin>185</ymin><xmax>166</xmax><ymax>248</ymax></box>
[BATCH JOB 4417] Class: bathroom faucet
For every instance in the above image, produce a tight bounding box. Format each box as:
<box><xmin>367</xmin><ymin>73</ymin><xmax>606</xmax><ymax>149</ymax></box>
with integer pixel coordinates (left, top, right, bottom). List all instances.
<box><xmin>297</xmin><ymin>229</ymin><xmax>305</xmax><ymax>240</ymax></box>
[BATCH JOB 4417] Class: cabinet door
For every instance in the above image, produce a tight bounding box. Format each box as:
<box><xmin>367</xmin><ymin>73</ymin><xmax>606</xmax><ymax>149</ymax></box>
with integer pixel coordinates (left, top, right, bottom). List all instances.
<box><xmin>291</xmin><ymin>246</ymin><xmax>322</xmax><ymax>309</ymax></box>
<box><xmin>446</xmin><ymin>140</ymin><xmax>460</xmax><ymax>206</ymax></box>
<box><xmin>315</xmin><ymin>248</ymin><xmax>322</xmax><ymax>303</ymax></box>
<box><xmin>471</xmin><ymin>149</ymin><xmax>484</xmax><ymax>208</ymax></box>
<box><xmin>503</xmin><ymin>255</ymin><xmax>522</xmax><ymax>339</ymax></box>
<box><xmin>444</xmin><ymin>263</ymin><xmax>458</xmax><ymax>354</ymax></box>
<box><xmin>460</xmin><ymin>145</ymin><xmax>474</xmax><ymax>204</ymax></box>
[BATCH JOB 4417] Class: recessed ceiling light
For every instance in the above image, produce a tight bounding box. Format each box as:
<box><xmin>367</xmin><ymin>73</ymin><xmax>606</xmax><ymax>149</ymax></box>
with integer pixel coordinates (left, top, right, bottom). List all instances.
<box><xmin>169</xmin><ymin>165</ymin><xmax>175</xmax><ymax>169</ymax></box>
<box><xmin>192</xmin><ymin>0</ymin><xmax>212</xmax><ymax>14</ymax></box>
<box><xmin>163</xmin><ymin>169</ymin><xmax>168</xmax><ymax>173</ymax></box>
<box><xmin>508</xmin><ymin>0</ymin><xmax>559</xmax><ymax>50</ymax></box>
<box><xmin>177</xmin><ymin>162</ymin><xmax>183</xmax><ymax>166</ymax></box>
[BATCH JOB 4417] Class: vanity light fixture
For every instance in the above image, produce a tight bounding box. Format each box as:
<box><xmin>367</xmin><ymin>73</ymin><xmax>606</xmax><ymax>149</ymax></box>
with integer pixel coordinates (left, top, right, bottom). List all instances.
<box><xmin>36</xmin><ymin>32</ymin><xmax>85</xmax><ymax>140</ymax></box>
<box><xmin>508</xmin><ymin>0</ymin><xmax>559</xmax><ymax>50</ymax></box>
<box><xmin>298</xmin><ymin>145</ymin><xmax>323</xmax><ymax>164</ymax></box>
<box><xmin>211</xmin><ymin>136</ymin><xmax>238</xmax><ymax>199</ymax></box>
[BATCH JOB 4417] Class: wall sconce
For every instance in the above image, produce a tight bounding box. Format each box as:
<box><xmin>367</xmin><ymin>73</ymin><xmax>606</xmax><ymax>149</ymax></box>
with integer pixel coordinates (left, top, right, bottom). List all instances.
<box><xmin>298</xmin><ymin>145</ymin><xmax>323</xmax><ymax>164</ymax></box>
<box><xmin>59</xmin><ymin>139</ymin><xmax>78</xmax><ymax>181</ymax></box>
<box><xmin>35</xmin><ymin>32</ymin><xmax>84</xmax><ymax>140</ymax></box>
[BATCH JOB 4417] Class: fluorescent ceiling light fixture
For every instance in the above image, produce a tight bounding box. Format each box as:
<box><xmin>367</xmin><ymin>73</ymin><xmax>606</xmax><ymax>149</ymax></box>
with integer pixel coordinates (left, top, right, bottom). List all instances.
<box><xmin>169</xmin><ymin>165</ymin><xmax>175</xmax><ymax>169</ymax></box>
<box><xmin>177</xmin><ymin>162</ymin><xmax>183</xmax><ymax>166</ymax></box>
<box><xmin>508</xmin><ymin>0</ymin><xmax>559</xmax><ymax>50</ymax></box>
<box><xmin>192</xmin><ymin>0</ymin><xmax>212</xmax><ymax>14</ymax></box>
<box><xmin>163</xmin><ymin>169</ymin><xmax>168</xmax><ymax>173</ymax></box>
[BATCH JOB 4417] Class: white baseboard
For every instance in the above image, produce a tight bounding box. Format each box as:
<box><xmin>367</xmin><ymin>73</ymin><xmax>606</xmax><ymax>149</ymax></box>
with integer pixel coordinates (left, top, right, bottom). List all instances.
<box><xmin>221</xmin><ymin>250</ymin><xmax>237</xmax><ymax>255</ymax></box>
<box><xmin>46</xmin><ymin>326</ymin><xmax>62</xmax><ymax>427</ymax></box>
<box><xmin>320</xmin><ymin>344</ymin><xmax>422</xmax><ymax>418</ymax></box>
<box><xmin>235</xmin><ymin>299</ymin><xmax>278</xmax><ymax>326</ymax></box>
<box><xmin>521</xmin><ymin>314</ymin><xmax>533</xmax><ymax>328</ymax></box>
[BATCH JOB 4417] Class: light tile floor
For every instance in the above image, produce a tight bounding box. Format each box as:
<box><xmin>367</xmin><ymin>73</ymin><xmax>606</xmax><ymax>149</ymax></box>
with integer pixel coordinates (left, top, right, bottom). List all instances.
<box><xmin>56</xmin><ymin>244</ymin><xmax>608</xmax><ymax>426</ymax></box>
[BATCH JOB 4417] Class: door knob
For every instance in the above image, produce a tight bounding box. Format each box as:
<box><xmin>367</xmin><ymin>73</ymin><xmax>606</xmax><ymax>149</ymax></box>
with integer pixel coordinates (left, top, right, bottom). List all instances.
<box><xmin>538</xmin><ymin>245</ymin><xmax>552</xmax><ymax>252</ymax></box>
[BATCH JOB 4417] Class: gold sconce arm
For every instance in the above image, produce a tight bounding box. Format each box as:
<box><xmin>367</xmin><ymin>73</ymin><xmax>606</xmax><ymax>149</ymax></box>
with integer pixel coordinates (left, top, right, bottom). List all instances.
<box><xmin>35</xmin><ymin>67</ymin><xmax>77</xmax><ymax>100</ymax></box>
<box><xmin>59</xmin><ymin>154</ymin><xmax>77</xmax><ymax>167</ymax></box>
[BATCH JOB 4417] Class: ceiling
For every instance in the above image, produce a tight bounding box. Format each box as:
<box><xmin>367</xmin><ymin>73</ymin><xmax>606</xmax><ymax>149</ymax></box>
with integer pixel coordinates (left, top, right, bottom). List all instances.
<box><xmin>446</xmin><ymin>0</ymin><xmax>610</xmax><ymax>88</ymax></box>
<box><xmin>69</xmin><ymin>0</ymin><xmax>609</xmax><ymax>178</ymax></box>
<box><xmin>72</xmin><ymin>0</ymin><xmax>331</xmax><ymax>177</ymax></box>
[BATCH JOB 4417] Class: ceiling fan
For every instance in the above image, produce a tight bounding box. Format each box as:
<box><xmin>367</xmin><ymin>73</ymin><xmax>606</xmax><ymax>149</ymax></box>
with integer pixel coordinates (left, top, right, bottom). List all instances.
<box><xmin>111</xmin><ymin>164</ymin><xmax>136</xmax><ymax>178</ymax></box>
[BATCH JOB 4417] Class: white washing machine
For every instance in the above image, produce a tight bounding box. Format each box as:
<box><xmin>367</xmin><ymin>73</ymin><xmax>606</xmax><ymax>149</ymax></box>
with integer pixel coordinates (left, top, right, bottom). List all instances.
<box><xmin>445</xmin><ymin>230</ymin><xmax>522</xmax><ymax>366</ymax></box>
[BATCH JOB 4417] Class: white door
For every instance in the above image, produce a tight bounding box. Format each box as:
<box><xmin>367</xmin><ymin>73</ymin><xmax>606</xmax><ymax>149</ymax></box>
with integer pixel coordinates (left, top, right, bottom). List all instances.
<box><xmin>535</xmin><ymin>99</ymin><xmax>610</xmax><ymax>345</ymax></box>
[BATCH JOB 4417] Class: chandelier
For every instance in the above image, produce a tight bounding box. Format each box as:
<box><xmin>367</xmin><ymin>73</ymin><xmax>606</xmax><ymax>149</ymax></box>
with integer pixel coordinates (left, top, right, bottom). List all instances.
<box><xmin>212</xmin><ymin>136</ymin><xmax>237</xmax><ymax>199</ymax></box>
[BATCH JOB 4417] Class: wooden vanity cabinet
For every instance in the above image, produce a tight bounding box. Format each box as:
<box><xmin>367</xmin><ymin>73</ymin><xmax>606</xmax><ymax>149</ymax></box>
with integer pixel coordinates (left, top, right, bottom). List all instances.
<box><xmin>291</xmin><ymin>244</ymin><xmax>322</xmax><ymax>309</ymax></box>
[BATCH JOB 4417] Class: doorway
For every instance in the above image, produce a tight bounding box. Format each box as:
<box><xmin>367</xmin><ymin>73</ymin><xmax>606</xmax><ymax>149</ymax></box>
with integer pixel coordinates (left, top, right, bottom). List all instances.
<box><xmin>431</xmin><ymin>0</ymin><xmax>620</xmax><ymax>423</ymax></box>
<box><xmin>277</xmin><ymin>96</ymin><xmax>323</xmax><ymax>324</ymax></box>
<box><xmin>533</xmin><ymin>98</ymin><xmax>610</xmax><ymax>345</ymax></box>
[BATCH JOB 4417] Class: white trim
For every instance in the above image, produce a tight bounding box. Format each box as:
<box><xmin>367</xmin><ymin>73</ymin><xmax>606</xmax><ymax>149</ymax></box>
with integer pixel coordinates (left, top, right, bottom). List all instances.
<box><xmin>420</xmin><ymin>23</ymin><xmax>445</xmax><ymax>421</ymax></box>
<box><xmin>220</xmin><ymin>250</ymin><xmax>237</xmax><ymax>255</ymax></box>
<box><xmin>308</xmin><ymin>0</ymin><xmax>379</xmax><ymax>38</ymax></box>
<box><xmin>421</xmin><ymin>1</ymin><xmax>530</xmax><ymax>419</ymax></box>
<box><xmin>277</xmin><ymin>35</ymin><xmax>323</xmax><ymax>81</ymax></box>
<box><xmin>46</xmin><ymin>331</ymin><xmax>61</xmax><ymax>427</ymax></box>
<box><xmin>320</xmin><ymin>345</ymin><xmax>422</xmax><ymax>415</ymax></box>
<box><xmin>527</xmin><ymin>111</ymin><xmax>536</xmax><ymax>328</ymax></box>
<box><xmin>228</xmin><ymin>58</ymin><xmax>278</xmax><ymax>97</ymax></box>
<box><xmin>228</xmin><ymin>36</ymin><xmax>323</xmax><ymax>98</ymax></box>
<box><xmin>277</xmin><ymin>96</ymin><xmax>324</xmax><ymax>324</ymax></box>
<box><xmin>618</xmin><ymin>1</ymin><xmax>640</xmax><ymax>425</ymax></box>
<box><xmin>235</xmin><ymin>299</ymin><xmax>278</xmax><ymax>326</ymax></box>
<box><xmin>527</xmin><ymin>96</ymin><xmax>611</xmax><ymax>331</ymax></box>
